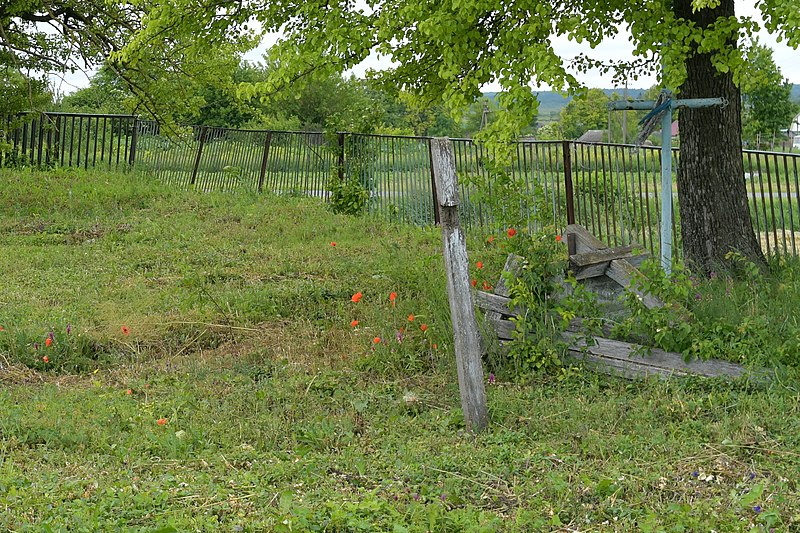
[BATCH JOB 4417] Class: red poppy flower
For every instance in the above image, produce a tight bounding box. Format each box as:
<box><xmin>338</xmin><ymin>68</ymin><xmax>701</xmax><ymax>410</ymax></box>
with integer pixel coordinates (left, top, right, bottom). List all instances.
<box><xmin>432</xmin><ymin>343</ymin><xmax>438</xmax><ymax>350</ymax></box>
<box><xmin>45</xmin><ymin>337</ymin><xmax>53</xmax><ymax>348</ymax></box>
<box><xmin>555</xmin><ymin>234</ymin><xmax>563</xmax><ymax>242</ymax></box>
<box><xmin>476</xmin><ymin>261</ymin><xmax>484</xmax><ymax>269</ymax></box>
<box><xmin>389</xmin><ymin>292</ymin><xmax>397</xmax><ymax>307</ymax></box>
<box><xmin>351</xmin><ymin>292</ymin><xmax>363</xmax><ymax>303</ymax></box>
<box><xmin>507</xmin><ymin>227</ymin><xmax>517</xmax><ymax>237</ymax></box>
<box><xmin>487</xmin><ymin>236</ymin><xmax>495</xmax><ymax>244</ymax></box>
<box><xmin>0</xmin><ymin>326</ymin><xmax>4</xmax><ymax>332</ymax></box>
<box><xmin>373</xmin><ymin>337</ymin><xmax>381</xmax><ymax>344</ymax></box>
<box><xmin>331</xmin><ymin>242</ymin><xmax>337</xmax><ymax>246</ymax></box>
<box><xmin>126</xmin><ymin>389</ymin><xmax>133</xmax><ymax>395</ymax></box>
<box><xmin>350</xmin><ymin>319</ymin><xmax>359</xmax><ymax>328</ymax></box>
<box><xmin>471</xmin><ymin>279</ymin><xmax>477</xmax><ymax>287</ymax></box>
<box><xmin>121</xmin><ymin>326</ymin><xmax>130</xmax><ymax>335</ymax></box>
<box><xmin>407</xmin><ymin>314</ymin><xmax>415</xmax><ymax>322</ymax></box>
<box><xmin>420</xmin><ymin>324</ymin><xmax>428</xmax><ymax>332</ymax></box>
<box><xmin>156</xmin><ymin>418</ymin><xmax>167</xmax><ymax>426</ymax></box>
<box><xmin>42</xmin><ymin>355</ymin><xmax>49</xmax><ymax>363</ymax></box>
<box><xmin>483</xmin><ymin>281</ymin><xmax>493</xmax><ymax>291</ymax></box>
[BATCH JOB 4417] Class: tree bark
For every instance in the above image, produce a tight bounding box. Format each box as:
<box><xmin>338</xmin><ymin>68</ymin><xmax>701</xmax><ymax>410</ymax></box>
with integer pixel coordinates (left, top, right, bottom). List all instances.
<box><xmin>673</xmin><ymin>0</ymin><xmax>765</xmax><ymax>273</ymax></box>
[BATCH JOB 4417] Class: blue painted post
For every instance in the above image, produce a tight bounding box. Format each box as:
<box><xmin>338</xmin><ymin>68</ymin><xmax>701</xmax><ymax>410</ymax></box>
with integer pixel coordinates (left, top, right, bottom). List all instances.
<box><xmin>660</xmin><ymin>96</ymin><xmax>674</xmax><ymax>274</ymax></box>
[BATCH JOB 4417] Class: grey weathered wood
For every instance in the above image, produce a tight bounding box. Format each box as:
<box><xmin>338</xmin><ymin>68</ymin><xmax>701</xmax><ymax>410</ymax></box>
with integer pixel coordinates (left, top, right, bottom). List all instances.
<box><xmin>432</xmin><ymin>137</ymin><xmax>488</xmax><ymax>433</ymax></box>
<box><xmin>565</xmin><ymin>224</ymin><xmax>609</xmax><ymax>253</ymax></box>
<box><xmin>487</xmin><ymin>317</ymin><xmax>516</xmax><ymax>341</ymax></box>
<box><xmin>562</xmin><ymin>333</ymin><xmax>758</xmax><ymax>379</ymax></box>
<box><xmin>571</xmin><ymin>246</ymin><xmax>636</xmax><ymax>267</ymax></box>
<box><xmin>572</xmin><ymin>253</ymin><xmax>649</xmax><ymax>280</ymax></box>
<box><xmin>605</xmin><ymin>259</ymin><xmax>664</xmax><ymax>309</ymax></box>
<box><xmin>485</xmin><ymin>254</ymin><xmax>522</xmax><ymax>325</ymax></box>
<box><xmin>430</xmin><ymin>138</ymin><xmax>459</xmax><ymax>207</ymax></box>
<box><xmin>473</xmin><ymin>290</ymin><xmax>521</xmax><ymax>317</ymax></box>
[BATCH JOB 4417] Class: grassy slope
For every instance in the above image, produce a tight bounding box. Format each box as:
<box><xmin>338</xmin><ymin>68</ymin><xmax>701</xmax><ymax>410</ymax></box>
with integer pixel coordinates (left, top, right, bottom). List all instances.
<box><xmin>0</xmin><ymin>168</ymin><xmax>798</xmax><ymax>531</ymax></box>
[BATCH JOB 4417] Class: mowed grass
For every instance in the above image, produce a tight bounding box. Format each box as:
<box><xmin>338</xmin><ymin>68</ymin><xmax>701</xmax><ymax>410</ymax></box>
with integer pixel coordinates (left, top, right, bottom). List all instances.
<box><xmin>0</xmin><ymin>168</ymin><xmax>799</xmax><ymax>532</ymax></box>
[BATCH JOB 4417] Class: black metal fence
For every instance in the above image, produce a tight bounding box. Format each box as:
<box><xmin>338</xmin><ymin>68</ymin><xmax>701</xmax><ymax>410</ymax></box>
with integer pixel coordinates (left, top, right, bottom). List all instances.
<box><xmin>3</xmin><ymin>112</ymin><xmax>799</xmax><ymax>258</ymax></box>
<box><xmin>1</xmin><ymin>112</ymin><xmax>138</xmax><ymax>169</ymax></box>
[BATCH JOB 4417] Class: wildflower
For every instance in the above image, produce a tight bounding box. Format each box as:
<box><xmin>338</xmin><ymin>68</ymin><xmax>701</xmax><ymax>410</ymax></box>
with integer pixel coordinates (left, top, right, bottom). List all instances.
<box><xmin>126</xmin><ymin>389</ymin><xmax>133</xmax><ymax>395</ymax></box>
<box><xmin>350</xmin><ymin>319</ymin><xmax>359</xmax><ymax>328</ymax></box>
<box><xmin>482</xmin><ymin>281</ymin><xmax>493</xmax><ymax>291</ymax></box>
<box><xmin>45</xmin><ymin>337</ymin><xmax>53</xmax><ymax>348</ymax></box>
<box><xmin>487</xmin><ymin>235</ymin><xmax>495</xmax><ymax>244</ymax></box>
<box><xmin>351</xmin><ymin>292</ymin><xmax>363</xmax><ymax>303</ymax></box>
<box><xmin>407</xmin><ymin>314</ymin><xmax>415</xmax><ymax>322</ymax></box>
<box><xmin>42</xmin><ymin>355</ymin><xmax>49</xmax><ymax>363</ymax></box>
<box><xmin>157</xmin><ymin>418</ymin><xmax>168</xmax><ymax>426</ymax></box>
<box><xmin>0</xmin><ymin>326</ymin><xmax>4</xmax><ymax>332</ymax></box>
<box><xmin>121</xmin><ymin>326</ymin><xmax>130</xmax><ymax>335</ymax></box>
<box><xmin>555</xmin><ymin>234</ymin><xmax>563</xmax><ymax>242</ymax></box>
<box><xmin>753</xmin><ymin>505</ymin><xmax>762</xmax><ymax>513</ymax></box>
<box><xmin>420</xmin><ymin>324</ymin><xmax>428</xmax><ymax>332</ymax></box>
<box><xmin>330</xmin><ymin>242</ymin><xmax>336</xmax><ymax>247</ymax></box>
<box><xmin>389</xmin><ymin>292</ymin><xmax>397</xmax><ymax>307</ymax></box>
<box><xmin>432</xmin><ymin>343</ymin><xmax>438</xmax><ymax>350</ymax></box>
<box><xmin>395</xmin><ymin>331</ymin><xmax>404</xmax><ymax>343</ymax></box>
<box><xmin>476</xmin><ymin>261</ymin><xmax>484</xmax><ymax>269</ymax></box>
<box><xmin>34</xmin><ymin>342</ymin><xmax>39</xmax><ymax>350</ymax></box>
<box><xmin>749</xmin><ymin>472</ymin><xmax>756</xmax><ymax>480</ymax></box>
<box><xmin>440</xmin><ymin>494</ymin><xmax>447</xmax><ymax>502</ymax></box>
<box><xmin>695</xmin><ymin>293</ymin><xmax>702</xmax><ymax>301</ymax></box>
<box><xmin>412</xmin><ymin>493</ymin><xmax>421</xmax><ymax>502</ymax></box>
<box><xmin>507</xmin><ymin>227</ymin><xmax>517</xmax><ymax>238</ymax></box>
<box><xmin>373</xmin><ymin>337</ymin><xmax>381</xmax><ymax>344</ymax></box>
<box><xmin>48</xmin><ymin>331</ymin><xmax>54</xmax><ymax>341</ymax></box>
<box><xmin>66</xmin><ymin>324</ymin><xmax>71</xmax><ymax>335</ymax></box>
<box><xmin>471</xmin><ymin>279</ymin><xmax>477</xmax><ymax>287</ymax></box>
<box><xmin>488</xmin><ymin>373</ymin><xmax>496</xmax><ymax>385</ymax></box>
<box><xmin>691</xmin><ymin>471</ymin><xmax>699</xmax><ymax>478</ymax></box>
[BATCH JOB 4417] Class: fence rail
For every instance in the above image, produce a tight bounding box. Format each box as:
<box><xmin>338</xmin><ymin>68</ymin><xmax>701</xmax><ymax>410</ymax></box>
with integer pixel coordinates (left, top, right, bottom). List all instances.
<box><xmin>3</xmin><ymin>112</ymin><xmax>799</xmax><ymax>258</ymax></box>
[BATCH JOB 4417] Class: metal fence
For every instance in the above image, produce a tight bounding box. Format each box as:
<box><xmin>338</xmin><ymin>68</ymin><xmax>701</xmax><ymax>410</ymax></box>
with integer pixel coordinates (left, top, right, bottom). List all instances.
<box><xmin>3</xmin><ymin>112</ymin><xmax>799</xmax><ymax>257</ymax></box>
<box><xmin>1</xmin><ymin>112</ymin><xmax>138</xmax><ymax>169</ymax></box>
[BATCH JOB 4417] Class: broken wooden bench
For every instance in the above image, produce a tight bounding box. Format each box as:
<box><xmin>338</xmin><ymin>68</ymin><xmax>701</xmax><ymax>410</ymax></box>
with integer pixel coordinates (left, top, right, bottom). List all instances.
<box><xmin>474</xmin><ymin>225</ymin><xmax>762</xmax><ymax>380</ymax></box>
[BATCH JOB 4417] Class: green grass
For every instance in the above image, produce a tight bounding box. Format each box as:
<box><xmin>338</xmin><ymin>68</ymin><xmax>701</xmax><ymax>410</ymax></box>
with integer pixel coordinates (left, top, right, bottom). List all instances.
<box><xmin>1</xmin><ymin>168</ymin><xmax>799</xmax><ymax>531</ymax></box>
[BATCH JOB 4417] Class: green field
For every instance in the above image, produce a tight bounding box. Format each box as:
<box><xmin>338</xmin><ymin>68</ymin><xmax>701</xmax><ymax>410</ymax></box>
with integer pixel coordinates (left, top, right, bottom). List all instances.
<box><xmin>1</xmin><ymin>168</ymin><xmax>798</xmax><ymax>531</ymax></box>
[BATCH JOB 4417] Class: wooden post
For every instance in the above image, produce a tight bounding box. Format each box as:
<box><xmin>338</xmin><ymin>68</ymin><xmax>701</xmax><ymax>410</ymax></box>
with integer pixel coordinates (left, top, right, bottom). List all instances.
<box><xmin>128</xmin><ymin>117</ymin><xmax>139</xmax><ymax>167</ymax></box>
<box><xmin>430</xmin><ymin>137</ymin><xmax>489</xmax><ymax>433</ymax></box>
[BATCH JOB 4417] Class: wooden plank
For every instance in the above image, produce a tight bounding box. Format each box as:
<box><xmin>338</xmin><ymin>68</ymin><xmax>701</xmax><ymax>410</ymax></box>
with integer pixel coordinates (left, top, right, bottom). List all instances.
<box><xmin>571</xmin><ymin>245</ymin><xmax>636</xmax><ymax>267</ymax></box>
<box><xmin>564</xmin><ymin>224</ymin><xmax>608</xmax><ymax>254</ymax></box>
<box><xmin>431</xmin><ymin>137</ymin><xmax>488</xmax><ymax>433</ymax></box>
<box><xmin>562</xmin><ymin>333</ymin><xmax>754</xmax><ymax>379</ymax></box>
<box><xmin>487</xmin><ymin>317</ymin><xmax>516</xmax><ymax>341</ymax></box>
<box><xmin>485</xmin><ymin>254</ymin><xmax>522</xmax><ymax>323</ymax></box>
<box><xmin>473</xmin><ymin>290</ymin><xmax>521</xmax><ymax>317</ymax></box>
<box><xmin>605</xmin><ymin>259</ymin><xmax>664</xmax><ymax>309</ymax></box>
<box><xmin>565</xmin><ymin>350</ymin><xmax>687</xmax><ymax>379</ymax></box>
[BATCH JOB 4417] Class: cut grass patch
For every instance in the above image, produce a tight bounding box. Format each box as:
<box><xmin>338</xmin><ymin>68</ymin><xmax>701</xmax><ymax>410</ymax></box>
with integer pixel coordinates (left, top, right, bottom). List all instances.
<box><xmin>0</xmin><ymin>168</ymin><xmax>798</xmax><ymax>531</ymax></box>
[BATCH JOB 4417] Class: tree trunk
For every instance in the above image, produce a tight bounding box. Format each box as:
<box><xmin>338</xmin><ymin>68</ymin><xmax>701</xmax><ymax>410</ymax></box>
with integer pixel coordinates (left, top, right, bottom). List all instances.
<box><xmin>673</xmin><ymin>0</ymin><xmax>765</xmax><ymax>274</ymax></box>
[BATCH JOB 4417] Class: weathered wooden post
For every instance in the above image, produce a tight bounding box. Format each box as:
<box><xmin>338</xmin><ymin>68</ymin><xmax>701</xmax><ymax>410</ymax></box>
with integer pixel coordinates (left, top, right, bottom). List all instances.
<box><xmin>430</xmin><ymin>137</ymin><xmax>489</xmax><ymax>433</ymax></box>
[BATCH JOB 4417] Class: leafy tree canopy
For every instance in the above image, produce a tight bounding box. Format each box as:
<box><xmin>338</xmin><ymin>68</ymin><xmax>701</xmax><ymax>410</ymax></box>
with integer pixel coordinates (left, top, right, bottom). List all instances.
<box><xmin>115</xmin><ymin>0</ymin><xmax>799</xmax><ymax>146</ymax></box>
<box><xmin>740</xmin><ymin>41</ymin><xmax>799</xmax><ymax>146</ymax></box>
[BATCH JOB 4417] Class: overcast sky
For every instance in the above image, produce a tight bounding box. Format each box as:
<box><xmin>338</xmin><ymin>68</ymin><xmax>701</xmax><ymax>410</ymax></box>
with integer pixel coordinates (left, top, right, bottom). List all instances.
<box><xmin>52</xmin><ymin>1</ymin><xmax>799</xmax><ymax>96</ymax></box>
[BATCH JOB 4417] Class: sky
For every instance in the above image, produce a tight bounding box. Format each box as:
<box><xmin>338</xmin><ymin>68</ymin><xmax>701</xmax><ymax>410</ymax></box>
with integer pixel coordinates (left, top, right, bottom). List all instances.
<box><xmin>51</xmin><ymin>1</ymin><xmax>799</xmax><ymax>96</ymax></box>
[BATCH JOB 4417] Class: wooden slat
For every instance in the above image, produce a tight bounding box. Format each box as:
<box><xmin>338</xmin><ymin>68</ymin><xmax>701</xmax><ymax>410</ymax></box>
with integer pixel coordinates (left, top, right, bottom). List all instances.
<box><xmin>473</xmin><ymin>290</ymin><xmax>521</xmax><ymax>316</ymax></box>
<box><xmin>564</xmin><ymin>224</ymin><xmax>608</xmax><ymax>253</ymax></box>
<box><xmin>562</xmin><ymin>333</ymin><xmax>755</xmax><ymax>379</ymax></box>
<box><xmin>487</xmin><ymin>317</ymin><xmax>516</xmax><ymax>341</ymax></box>
<box><xmin>571</xmin><ymin>245</ymin><xmax>635</xmax><ymax>267</ymax></box>
<box><xmin>485</xmin><ymin>254</ymin><xmax>522</xmax><ymax>323</ymax></box>
<box><xmin>605</xmin><ymin>259</ymin><xmax>664</xmax><ymax>309</ymax></box>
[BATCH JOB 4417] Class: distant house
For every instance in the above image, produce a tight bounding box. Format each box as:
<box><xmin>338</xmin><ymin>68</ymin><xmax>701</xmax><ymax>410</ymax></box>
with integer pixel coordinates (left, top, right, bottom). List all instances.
<box><xmin>576</xmin><ymin>129</ymin><xmax>607</xmax><ymax>143</ymax></box>
<box><xmin>791</xmin><ymin>112</ymin><xmax>800</xmax><ymax>149</ymax></box>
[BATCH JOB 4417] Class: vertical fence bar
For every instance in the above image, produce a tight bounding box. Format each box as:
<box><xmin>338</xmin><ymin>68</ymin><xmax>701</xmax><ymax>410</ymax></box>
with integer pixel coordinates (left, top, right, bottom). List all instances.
<box><xmin>257</xmin><ymin>132</ymin><xmax>273</xmax><ymax>193</ymax></box>
<box><xmin>562</xmin><ymin>140</ymin><xmax>575</xmax><ymax>225</ymax></box>
<box><xmin>129</xmin><ymin>118</ymin><xmax>138</xmax><ymax>167</ymax></box>
<box><xmin>191</xmin><ymin>126</ymin><xmax>208</xmax><ymax>186</ymax></box>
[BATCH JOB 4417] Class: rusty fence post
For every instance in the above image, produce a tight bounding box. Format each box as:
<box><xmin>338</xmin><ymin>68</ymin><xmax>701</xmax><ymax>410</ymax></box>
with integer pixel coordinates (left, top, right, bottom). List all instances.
<box><xmin>562</xmin><ymin>140</ymin><xmax>576</xmax><ymax>225</ymax></box>
<box><xmin>190</xmin><ymin>126</ymin><xmax>208</xmax><ymax>186</ymax></box>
